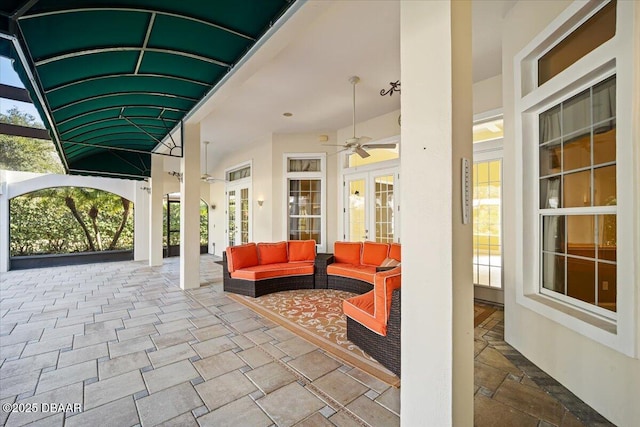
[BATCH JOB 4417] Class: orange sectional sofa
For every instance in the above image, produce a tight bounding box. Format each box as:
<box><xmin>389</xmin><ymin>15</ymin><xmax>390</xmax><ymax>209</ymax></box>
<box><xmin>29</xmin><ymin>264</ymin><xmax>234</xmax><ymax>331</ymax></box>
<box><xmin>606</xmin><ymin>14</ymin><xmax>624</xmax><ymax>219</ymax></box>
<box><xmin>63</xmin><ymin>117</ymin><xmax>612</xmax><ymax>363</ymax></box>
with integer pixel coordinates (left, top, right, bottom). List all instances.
<box><xmin>343</xmin><ymin>266</ymin><xmax>401</xmax><ymax>376</ymax></box>
<box><xmin>223</xmin><ymin>240</ymin><xmax>317</xmax><ymax>297</ymax></box>
<box><xmin>327</xmin><ymin>241</ymin><xmax>401</xmax><ymax>294</ymax></box>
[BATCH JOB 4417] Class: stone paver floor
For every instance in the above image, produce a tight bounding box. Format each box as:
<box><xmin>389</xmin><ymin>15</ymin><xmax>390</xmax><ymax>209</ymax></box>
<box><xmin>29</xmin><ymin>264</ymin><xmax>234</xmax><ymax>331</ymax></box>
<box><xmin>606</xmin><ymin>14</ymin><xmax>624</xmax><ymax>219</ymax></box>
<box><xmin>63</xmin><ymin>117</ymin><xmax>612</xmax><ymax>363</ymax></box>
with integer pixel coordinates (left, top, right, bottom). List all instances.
<box><xmin>0</xmin><ymin>256</ymin><xmax>611</xmax><ymax>426</ymax></box>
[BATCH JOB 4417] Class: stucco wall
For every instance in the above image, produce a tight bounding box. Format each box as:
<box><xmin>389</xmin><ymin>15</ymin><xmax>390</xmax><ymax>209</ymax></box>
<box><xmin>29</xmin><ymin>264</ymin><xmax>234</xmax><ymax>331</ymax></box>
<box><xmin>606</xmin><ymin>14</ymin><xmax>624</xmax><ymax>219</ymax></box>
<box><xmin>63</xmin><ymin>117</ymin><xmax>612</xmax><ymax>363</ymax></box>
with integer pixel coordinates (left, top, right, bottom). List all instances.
<box><xmin>502</xmin><ymin>1</ymin><xmax>640</xmax><ymax>426</ymax></box>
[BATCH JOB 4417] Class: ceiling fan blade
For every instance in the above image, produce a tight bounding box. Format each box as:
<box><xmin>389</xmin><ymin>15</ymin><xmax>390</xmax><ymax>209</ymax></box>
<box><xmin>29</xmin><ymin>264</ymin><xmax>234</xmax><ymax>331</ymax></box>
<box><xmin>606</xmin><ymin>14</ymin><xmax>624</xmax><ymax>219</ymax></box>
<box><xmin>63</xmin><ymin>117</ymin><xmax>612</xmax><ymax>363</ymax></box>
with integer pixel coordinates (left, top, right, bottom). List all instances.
<box><xmin>322</xmin><ymin>144</ymin><xmax>347</xmax><ymax>147</ymax></box>
<box><xmin>354</xmin><ymin>146</ymin><xmax>370</xmax><ymax>158</ymax></box>
<box><xmin>362</xmin><ymin>143</ymin><xmax>397</xmax><ymax>149</ymax></box>
<box><xmin>327</xmin><ymin>147</ymin><xmax>349</xmax><ymax>157</ymax></box>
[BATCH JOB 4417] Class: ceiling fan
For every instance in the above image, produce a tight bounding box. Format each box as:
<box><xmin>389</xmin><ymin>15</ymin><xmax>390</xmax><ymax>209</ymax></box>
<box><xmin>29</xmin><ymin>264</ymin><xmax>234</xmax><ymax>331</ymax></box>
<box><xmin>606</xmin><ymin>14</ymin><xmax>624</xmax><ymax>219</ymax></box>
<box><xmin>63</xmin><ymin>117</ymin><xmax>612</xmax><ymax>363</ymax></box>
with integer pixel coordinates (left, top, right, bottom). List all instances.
<box><xmin>201</xmin><ymin>141</ymin><xmax>228</xmax><ymax>183</ymax></box>
<box><xmin>325</xmin><ymin>76</ymin><xmax>398</xmax><ymax>158</ymax></box>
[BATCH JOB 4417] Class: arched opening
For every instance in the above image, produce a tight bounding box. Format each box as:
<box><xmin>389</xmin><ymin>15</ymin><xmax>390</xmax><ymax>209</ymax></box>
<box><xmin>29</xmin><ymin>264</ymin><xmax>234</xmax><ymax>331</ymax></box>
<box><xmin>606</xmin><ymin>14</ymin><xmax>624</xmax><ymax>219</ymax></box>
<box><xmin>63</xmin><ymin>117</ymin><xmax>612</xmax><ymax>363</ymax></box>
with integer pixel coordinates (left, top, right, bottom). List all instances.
<box><xmin>162</xmin><ymin>193</ymin><xmax>209</xmax><ymax>257</ymax></box>
<box><xmin>9</xmin><ymin>186</ymin><xmax>134</xmax><ymax>269</ymax></box>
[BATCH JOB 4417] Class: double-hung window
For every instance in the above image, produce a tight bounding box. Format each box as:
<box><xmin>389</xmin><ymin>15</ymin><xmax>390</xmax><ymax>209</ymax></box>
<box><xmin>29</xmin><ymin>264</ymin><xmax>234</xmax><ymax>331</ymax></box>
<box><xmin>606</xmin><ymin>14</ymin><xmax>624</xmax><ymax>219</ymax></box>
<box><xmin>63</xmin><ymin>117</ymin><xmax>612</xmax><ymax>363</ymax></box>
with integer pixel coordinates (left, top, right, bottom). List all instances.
<box><xmin>514</xmin><ymin>0</ymin><xmax>637</xmax><ymax>355</ymax></box>
<box><xmin>284</xmin><ymin>154</ymin><xmax>326</xmax><ymax>252</ymax></box>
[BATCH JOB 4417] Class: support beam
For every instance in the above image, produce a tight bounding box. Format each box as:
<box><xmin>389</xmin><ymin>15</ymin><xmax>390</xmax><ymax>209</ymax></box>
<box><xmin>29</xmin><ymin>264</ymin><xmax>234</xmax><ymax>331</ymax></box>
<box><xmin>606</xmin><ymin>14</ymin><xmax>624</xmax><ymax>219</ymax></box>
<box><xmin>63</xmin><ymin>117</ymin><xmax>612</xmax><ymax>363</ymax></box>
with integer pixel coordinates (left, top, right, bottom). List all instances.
<box><xmin>133</xmin><ymin>182</ymin><xmax>149</xmax><ymax>261</ymax></box>
<box><xmin>179</xmin><ymin>123</ymin><xmax>201</xmax><ymax>289</ymax></box>
<box><xmin>148</xmin><ymin>154</ymin><xmax>163</xmax><ymax>266</ymax></box>
<box><xmin>0</xmin><ymin>171</ymin><xmax>9</xmax><ymax>273</ymax></box>
<box><xmin>400</xmin><ymin>1</ymin><xmax>473</xmax><ymax>425</ymax></box>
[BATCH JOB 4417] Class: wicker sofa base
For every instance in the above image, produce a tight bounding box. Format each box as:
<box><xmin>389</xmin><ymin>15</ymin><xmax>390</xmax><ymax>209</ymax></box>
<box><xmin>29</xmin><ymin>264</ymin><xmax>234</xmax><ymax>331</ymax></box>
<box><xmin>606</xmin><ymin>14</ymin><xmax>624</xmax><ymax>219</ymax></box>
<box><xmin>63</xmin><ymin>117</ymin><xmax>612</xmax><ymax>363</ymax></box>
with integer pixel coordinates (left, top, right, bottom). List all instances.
<box><xmin>223</xmin><ymin>274</ymin><xmax>314</xmax><ymax>298</ymax></box>
<box><xmin>327</xmin><ymin>275</ymin><xmax>374</xmax><ymax>294</ymax></box>
<box><xmin>222</xmin><ymin>251</ymin><xmax>315</xmax><ymax>297</ymax></box>
<box><xmin>346</xmin><ymin>288</ymin><xmax>401</xmax><ymax>377</ymax></box>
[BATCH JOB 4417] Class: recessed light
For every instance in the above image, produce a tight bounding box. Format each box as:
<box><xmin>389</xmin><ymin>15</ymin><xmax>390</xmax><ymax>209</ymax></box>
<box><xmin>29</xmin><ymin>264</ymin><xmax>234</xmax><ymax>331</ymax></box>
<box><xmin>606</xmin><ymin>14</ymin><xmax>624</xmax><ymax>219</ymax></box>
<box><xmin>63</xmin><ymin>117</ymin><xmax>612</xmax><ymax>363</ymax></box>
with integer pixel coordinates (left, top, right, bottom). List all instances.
<box><xmin>283</xmin><ymin>112</ymin><xmax>293</xmax><ymax>117</ymax></box>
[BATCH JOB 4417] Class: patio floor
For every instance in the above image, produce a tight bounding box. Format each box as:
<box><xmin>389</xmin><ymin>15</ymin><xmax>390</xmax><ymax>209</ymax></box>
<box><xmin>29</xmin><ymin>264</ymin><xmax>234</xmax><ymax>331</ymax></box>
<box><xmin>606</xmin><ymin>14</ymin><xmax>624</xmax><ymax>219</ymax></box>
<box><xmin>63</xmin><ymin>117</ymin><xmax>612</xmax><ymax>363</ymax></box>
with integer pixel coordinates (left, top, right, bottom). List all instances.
<box><xmin>0</xmin><ymin>256</ymin><xmax>609</xmax><ymax>426</ymax></box>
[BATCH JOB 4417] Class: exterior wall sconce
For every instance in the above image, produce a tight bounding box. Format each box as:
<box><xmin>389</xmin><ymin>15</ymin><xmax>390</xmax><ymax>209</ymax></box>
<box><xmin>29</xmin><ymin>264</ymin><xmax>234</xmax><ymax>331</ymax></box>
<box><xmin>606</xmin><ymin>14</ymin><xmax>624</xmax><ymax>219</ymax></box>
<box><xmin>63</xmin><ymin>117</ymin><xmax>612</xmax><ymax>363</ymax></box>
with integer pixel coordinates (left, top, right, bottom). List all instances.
<box><xmin>257</xmin><ymin>198</ymin><xmax>264</xmax><ymax>207</ymax></box>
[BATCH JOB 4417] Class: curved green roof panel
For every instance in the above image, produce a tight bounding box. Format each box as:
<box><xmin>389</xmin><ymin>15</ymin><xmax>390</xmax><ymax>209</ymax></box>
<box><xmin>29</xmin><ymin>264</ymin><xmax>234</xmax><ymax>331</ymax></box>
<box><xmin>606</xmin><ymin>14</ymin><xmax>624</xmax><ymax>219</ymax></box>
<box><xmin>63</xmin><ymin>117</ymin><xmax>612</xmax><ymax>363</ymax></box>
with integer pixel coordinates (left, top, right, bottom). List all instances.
<box><xmin>0</xmin><ymin>0</ymin><xmax>298</xmax><ymax>179</ymax></box>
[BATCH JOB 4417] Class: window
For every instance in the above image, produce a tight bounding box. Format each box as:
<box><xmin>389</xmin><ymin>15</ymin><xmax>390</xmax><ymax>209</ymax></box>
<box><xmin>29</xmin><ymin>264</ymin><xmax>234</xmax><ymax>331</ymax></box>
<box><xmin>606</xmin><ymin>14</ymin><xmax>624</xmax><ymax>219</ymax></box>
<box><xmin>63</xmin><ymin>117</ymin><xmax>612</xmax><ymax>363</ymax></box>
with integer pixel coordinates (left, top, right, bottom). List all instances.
<box><xmin>346</xmin><ymin>135</ymin><xmax>400</xmax><ymax>168</ymax></box>
<box><xmin>473</xmin><ymin>159</ymin><xmax>502</xmax><ymax>288</ymax></box>
<box><xmin>473</xmin><ymin>118</ymin><xmax>504</xmax><ymax>144</ymax></box>
<box><xmin>227</xmin><ymin>165</ymin><xmax>250</xmax><ymax>182</ymax></box>
<box><xmin>514</xmin><ymin>0</ymin><xmax>636</xmax><ymax>355</ymax></box>
<box><xmin>539</xmin><ymin>77</ymin><xmax>616</xmax><ymax>314</ymax></box>
<box><xmin>538</xmin><ymin>1</ymin><xmax>616</xmax><ymax>85</ymax></box>
<box><xmin>284</xmin><ymin>154</ymin><xmax>326</xmax><ymax>252</ymax></box>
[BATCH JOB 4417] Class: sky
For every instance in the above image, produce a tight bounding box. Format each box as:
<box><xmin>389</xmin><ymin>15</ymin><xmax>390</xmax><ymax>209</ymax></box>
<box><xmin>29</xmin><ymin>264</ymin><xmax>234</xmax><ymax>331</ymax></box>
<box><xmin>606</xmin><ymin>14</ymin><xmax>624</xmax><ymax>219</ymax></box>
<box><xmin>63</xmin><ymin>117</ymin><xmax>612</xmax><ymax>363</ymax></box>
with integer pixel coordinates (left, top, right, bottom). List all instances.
<box><xmin>0</xmin><ymin>56</ymin><xmax>44</xmax><ymax>125</ymax></box>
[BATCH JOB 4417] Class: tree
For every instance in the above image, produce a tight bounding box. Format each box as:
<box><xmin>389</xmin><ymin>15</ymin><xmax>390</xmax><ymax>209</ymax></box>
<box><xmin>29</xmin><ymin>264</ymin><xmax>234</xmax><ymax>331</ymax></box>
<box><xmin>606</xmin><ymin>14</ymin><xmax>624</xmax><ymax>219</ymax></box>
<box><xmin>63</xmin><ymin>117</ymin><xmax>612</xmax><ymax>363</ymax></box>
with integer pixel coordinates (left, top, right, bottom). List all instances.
<box><xmin>0</xmin><ymin>107</ymin><xmax>64</xmax><ymax>174</ymax></box>
<box><xmin>10</xmin><ymin>187</ymin><xmax>134</xmax><ymax>256</ymax></box>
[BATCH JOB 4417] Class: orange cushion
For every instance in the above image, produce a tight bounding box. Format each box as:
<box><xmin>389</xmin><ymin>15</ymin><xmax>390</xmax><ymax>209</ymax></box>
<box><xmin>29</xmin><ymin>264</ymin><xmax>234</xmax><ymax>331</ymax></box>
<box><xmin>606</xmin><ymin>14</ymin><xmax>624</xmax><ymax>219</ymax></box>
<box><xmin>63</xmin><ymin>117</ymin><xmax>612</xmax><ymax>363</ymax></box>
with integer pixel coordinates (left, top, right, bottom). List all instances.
<box><xmin>257</xmin><ymin>242</ymin><xmax>288</xmax><ymax>265</ymax></box>
<box><xmin>288</xmin><ymin>240</ymin><xmax>316</xmax><ymax>262</ymax></box>
<box><xmin>389</xmin><ymin>243</ymin><xmax>401</xmax><ymax>262</ymax></box>
<box><xmin>230</xmin><ymin>262</ymin><xmax>314</xmax><ymax>280</ymax></box>
<box><xmin>373</xmin><ymin>266</ymin><xmax>401</xmax><ymax>327</ymax></box>
<box><xmin>333</xmin><ymin>242</ymin><xmax>362</xmax><ymax>264</ymax></box>
<box><xmin>362</xmin><ymin>241</ymin><xmax>390</xmax><ymax>266</ymax></box>
<box><xmin>327</xmin><ymin>263</ymin><xmax>377</xmax><ymax>284</ymax></box>
<box><xmin>343</xmin><ymin>292</ymin><xmax>386</xmax><ymax>335</ymax></box>
<box><xmin>226</xmin><ymin>243</ymin><xmax>258</xmax><ymax>273</ymax></box>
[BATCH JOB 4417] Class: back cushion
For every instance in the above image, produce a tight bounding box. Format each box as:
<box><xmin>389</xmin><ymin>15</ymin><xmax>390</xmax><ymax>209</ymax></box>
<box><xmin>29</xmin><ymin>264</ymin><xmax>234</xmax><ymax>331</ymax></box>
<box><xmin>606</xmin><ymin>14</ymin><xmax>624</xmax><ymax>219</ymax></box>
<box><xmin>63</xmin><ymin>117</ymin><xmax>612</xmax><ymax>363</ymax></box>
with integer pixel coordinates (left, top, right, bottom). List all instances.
<box><xmin>334</xmin><ymin>242</ymin><xmax>362</xmax><ymax>264</ymax></box>
<box><xmin>374</xmin><ymin>266</ymin><xmax>402</xmax><ymax>321</ymax></box>
<box><xmin>257</xmin><ymin>242</ymin><xmax>289</xmax><ymax>265</ymax></box>
<box><xmin>389</xmin><ymin>243</ymin><xmax>401</xmax><ymax>262</ymax></box>
<box><xmin>227</xmin><ymin>243</ymin><xmax>258</xmax><ymax>272</ymax></box>
<box><xmin>288</xmin><ymin>240</ymin><xmax>316</xmax><ymax>262</ymax></box>
<box><xmin>362</xmin><ymin>241</ymin><xmax>390</xmax><ymax>266</ymax></box>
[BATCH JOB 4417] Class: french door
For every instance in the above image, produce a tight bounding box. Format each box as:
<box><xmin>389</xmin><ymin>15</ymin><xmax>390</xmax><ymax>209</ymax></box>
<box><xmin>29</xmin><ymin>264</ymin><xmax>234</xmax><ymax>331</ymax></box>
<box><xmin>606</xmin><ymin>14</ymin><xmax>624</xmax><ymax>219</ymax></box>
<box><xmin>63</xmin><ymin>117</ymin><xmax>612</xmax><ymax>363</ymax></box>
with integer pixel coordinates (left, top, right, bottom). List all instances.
<box><xmin>226</xmin><ymin>184</ymin><xmax>251</xmax><ymax>247</ymax></box>
<box><xmin>344</xmin><ymin>168</ymin><xmax>398</xmax><ymax>243</ymax></box>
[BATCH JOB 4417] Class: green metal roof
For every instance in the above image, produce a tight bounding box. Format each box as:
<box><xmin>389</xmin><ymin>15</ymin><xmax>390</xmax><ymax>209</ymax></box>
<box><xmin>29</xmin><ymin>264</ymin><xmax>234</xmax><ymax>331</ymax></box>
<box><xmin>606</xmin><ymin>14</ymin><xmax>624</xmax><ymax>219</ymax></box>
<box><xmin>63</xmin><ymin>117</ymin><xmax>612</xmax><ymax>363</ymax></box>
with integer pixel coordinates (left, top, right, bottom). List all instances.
<box><xmin>0</xmin><ymin>0</ymin><xmax>297</xmax><ymax>179</ymax></box>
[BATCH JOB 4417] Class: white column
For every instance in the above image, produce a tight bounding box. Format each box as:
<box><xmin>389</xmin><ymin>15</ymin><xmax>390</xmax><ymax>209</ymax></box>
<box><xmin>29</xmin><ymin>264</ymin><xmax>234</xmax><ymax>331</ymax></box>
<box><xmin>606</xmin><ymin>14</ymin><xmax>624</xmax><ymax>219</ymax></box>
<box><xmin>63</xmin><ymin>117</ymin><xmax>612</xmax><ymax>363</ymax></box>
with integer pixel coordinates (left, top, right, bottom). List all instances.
<box><xmin>133</xmin><ymin>183</ymin><xmax>149</xmax><ymax>261</ymax></box>
<box><xmin>180</xmin><ymin>123</ymin><xmax>201</xmax><ymax>289</ymax></box>
<box><xmin>400</xmin><ymin>1</ymin><xmax>473</xmax><ymax>426</ymax></box>
<box><xmin>149</xmin><ymin>154</ymin><xmax>164</xmax><ymax>266</ymax></box>
<box><xmin>0</xmin><ymin>171</ymin><xmax>9</xmax><ymax>272</ymax></box>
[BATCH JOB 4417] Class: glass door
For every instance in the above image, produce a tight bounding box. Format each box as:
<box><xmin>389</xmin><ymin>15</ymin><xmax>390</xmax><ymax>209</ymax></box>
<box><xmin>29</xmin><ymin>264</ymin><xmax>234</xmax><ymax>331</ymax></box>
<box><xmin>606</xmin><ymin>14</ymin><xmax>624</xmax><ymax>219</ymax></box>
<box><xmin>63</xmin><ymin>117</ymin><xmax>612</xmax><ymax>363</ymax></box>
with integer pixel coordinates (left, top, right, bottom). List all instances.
<box><xmin>226</xmin><ymin>184</ymin><xmax>251</xmax><ymax>247</ymax></box>
<box><xmin>373</xmin><ymin>172</ymin><xmax>396</xmax><ymax>244</ymax></box>
<box><xmin>344</xmin><ymin>168</ymin><xmax>398</xmax><ymax>243</ymax></box>
<box><xmin>346</xmin><ymin>174</ymin><xmax>368</xmax><ymax>241</ymax></box>
<box><xmin>472</xmin><ymin>155</ymin><xmax>504</xmax><ymax>304</ymax></box>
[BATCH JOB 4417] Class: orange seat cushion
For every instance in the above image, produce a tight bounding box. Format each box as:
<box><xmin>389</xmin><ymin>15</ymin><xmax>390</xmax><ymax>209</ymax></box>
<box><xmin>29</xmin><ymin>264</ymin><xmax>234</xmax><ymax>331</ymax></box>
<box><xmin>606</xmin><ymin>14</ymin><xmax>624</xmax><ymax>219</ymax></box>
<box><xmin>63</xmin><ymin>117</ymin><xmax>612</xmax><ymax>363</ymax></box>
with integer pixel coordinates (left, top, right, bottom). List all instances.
<box><xmin>257</xmin><ymin>241</ymin><xmax>289</xmax><ymax>265</ymax></box>
<box><xmin>226</xmin><ymin>243</ymin><xmax>258</xmax><ymax>273</ymax></box>
<box><xmin>389</xmin><ymin>243</ymin><xmax>401</xmax><ymax>262</ymax></box>
<box><xmin>230</xmin><ymin>262</ymin><xmax>314</xmax><ymax>280</ymax></box>
<box><xmin>288</xmin><ymin>240</ymin><xmax>316</xmax><ymax>262</ymax></box>
<box><xmin>343</xmin><ymin>291</ymin><xmax>386</xmax><ymax>335</ymax></box>
<box><xmin>362</xmin><ymin>241</ymin><xmax>390</xmax><ymax>266</ymax></box>
<box><xmin>333</xmin><ymin>242</ymin><xmax>362</xmax><ymax>264</ymax></box>
<box><xmin>327</xmin><ymin>263</ymin><xmax>376</xmax><ymax>284</ymax></box>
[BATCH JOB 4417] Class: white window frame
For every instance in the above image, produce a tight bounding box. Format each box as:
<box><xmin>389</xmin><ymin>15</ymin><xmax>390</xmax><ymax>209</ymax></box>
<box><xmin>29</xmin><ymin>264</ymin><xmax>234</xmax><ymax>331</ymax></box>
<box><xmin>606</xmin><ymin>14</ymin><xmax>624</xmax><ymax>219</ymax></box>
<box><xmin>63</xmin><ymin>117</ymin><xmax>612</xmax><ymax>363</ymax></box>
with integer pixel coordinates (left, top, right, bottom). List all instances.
<box><xmin>283</xmin><ymin>153</ymin><xmax>327</xmax><ymax>253</ymax></box>
<box><xmin>514</xmin><ymin>0</ymin><xmax>637</xmax><ymax>356</ymax></box>
<box><xmin>225</xmin><ymin>160</ymin><xmax>252</xmax><ymax>247</ymax></box>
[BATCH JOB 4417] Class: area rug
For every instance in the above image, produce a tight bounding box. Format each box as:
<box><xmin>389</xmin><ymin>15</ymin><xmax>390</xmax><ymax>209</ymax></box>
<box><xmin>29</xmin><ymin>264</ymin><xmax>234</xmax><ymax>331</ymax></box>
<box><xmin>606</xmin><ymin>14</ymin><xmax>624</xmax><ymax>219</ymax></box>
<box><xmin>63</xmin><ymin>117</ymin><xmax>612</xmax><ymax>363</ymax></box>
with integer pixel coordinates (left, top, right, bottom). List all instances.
<box><xmin>229</xmin><ymin>289</ymin><xmax>498</xmax><ymax>387</ymax></box>
<box><xmin>228</xmin><ymin>289</ymin><xmax>401</xmax><ymax>387</ymax></box>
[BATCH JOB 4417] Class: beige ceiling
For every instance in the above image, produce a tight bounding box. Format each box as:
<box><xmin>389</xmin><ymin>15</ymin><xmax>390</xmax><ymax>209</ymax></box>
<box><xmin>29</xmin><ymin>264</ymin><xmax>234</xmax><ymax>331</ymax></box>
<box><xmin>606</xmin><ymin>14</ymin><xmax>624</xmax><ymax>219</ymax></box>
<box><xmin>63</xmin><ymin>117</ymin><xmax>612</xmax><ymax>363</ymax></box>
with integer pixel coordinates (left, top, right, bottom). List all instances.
<box><xmin>193</xmin><ymin>0</ymin><xmax>515</xmax><ymax>171</ymax></box>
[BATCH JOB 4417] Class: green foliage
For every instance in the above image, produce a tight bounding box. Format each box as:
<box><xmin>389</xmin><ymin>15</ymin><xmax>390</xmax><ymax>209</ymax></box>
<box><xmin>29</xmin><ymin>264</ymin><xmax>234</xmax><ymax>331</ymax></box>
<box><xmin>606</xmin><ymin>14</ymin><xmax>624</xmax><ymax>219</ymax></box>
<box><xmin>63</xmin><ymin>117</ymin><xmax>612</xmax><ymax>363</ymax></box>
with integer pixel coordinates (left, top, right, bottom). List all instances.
<box><xmin>0</xmin><ymin>107</ymin><xmax>64</xmax><ymax>174</ymax></box>
<box><xmin>162</xmin><ymin>199</ymin><xmax>209</xmax><ymax>247</ymax></box>
<box><xmin>10</xmin><ymin>187</ymin><xmax>134</xmax><ymax>256</ymax></box>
